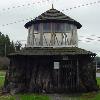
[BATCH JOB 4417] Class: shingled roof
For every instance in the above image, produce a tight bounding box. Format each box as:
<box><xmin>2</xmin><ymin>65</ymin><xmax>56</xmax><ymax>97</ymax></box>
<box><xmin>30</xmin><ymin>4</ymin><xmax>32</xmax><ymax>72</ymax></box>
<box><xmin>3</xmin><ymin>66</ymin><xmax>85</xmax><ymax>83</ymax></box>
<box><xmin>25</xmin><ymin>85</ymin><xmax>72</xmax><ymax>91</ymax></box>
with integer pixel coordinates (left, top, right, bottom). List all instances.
<box><xmin>9</xmin><ymin>47</ymin><xmax>95</xmax><ymax>56</ymax></box>
<box><xmin>24</xmin><ymin>8</ymin><xmax>82</xmax><ymax>29</ymax></box>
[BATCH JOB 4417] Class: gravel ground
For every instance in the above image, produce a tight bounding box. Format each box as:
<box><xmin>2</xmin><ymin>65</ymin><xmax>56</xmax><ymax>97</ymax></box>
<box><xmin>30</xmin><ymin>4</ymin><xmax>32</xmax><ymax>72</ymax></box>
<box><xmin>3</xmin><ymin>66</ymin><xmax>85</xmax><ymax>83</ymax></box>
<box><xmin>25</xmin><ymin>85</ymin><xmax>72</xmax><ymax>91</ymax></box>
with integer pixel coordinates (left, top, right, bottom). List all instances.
<box><xmin>48</xmin><ymin>94</ymin><xmax>81</xmax><ymax>100</ymax></box>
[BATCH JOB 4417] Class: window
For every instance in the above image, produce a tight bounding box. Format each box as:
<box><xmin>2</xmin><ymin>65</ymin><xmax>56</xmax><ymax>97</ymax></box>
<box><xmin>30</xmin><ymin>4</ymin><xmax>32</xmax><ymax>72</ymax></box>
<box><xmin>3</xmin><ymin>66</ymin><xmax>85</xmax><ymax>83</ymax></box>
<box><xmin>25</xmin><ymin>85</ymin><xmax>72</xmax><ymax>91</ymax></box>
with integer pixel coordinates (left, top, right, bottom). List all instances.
<box><xmin>65</xmin><ymin>23</ymin><xmax>71</xmax><ymax>33</ymax></box>
<box><xmin>34</xmin><ymin>24</ymin><xmax>38</xmax><ymax>33</ymax></box>
<box><xmin>55</xmin><ymin>23</ymin><xmax>62</xmax><ymax>32</ymax></box>
<box><xmin>43</xmin><ymin>23</ymin><xmax>51</xmax><ymax>33</ymax></box>
<box><xmin>54</xmin><ymin>23</ymin><xmax>71</xmax><ymax>33</ymax></box>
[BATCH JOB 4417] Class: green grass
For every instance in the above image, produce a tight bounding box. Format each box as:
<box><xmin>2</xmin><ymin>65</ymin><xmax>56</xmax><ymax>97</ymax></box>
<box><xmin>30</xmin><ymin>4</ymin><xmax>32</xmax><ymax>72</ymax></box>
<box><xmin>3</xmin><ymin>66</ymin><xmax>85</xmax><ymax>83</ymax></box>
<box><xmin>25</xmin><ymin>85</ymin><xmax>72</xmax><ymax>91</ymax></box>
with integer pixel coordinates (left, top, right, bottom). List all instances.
<box><xmin>0</xmin><ymin>76</ymin><xmax>5</xmax><ymax>88</ymax></box>
<box><xmin>0</xmin><ymin>95</ymin><xmax>15</xmax><ymax>100</ymax></box>
<box><xmin>0</xmin><ymin>70</ymin><xmax>5</xmax><ymax>88</ymax></box>
<box><xmin>0</xmin><ymin>94</ymin><xmax>50</xmax><ymax>100</ymax></box>
<box><xmin>96</xmin><ymin>77</ymin><xmax>100</xmax><ymax>86</ymax></box>
<box><xmin>0</xmin><ymin>70</ymin><xmax>6</xmax><ymax>76</ymax></box>
<box><xmin>18</xmin><ymin>94</ymin><xmax>50</xmax><ymax>100</ymax></box>
<box><xmin>80</xmin><ymin>92</ymin><xmax>100</xmax><ymax>100</ymax></box>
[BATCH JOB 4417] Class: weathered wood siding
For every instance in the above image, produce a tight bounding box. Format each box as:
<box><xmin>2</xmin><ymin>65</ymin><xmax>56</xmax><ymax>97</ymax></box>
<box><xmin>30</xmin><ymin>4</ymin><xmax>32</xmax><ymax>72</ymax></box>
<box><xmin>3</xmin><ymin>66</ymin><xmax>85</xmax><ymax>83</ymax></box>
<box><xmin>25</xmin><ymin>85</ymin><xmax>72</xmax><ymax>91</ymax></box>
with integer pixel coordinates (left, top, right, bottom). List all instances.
<box><xmin>4</xmin><ymin>55</ymin><xmax>98</xmax><ymax>93</ymax></box>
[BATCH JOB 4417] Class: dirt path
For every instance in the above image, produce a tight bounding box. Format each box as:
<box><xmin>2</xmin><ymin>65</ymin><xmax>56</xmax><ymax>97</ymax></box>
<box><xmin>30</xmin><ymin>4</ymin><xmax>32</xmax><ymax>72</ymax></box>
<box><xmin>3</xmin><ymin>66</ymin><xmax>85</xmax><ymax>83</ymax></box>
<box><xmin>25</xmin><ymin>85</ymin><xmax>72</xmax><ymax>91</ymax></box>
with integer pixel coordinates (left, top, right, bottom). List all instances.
<box><xmin>48</xmin><ymin>94</ymin><xmax>79</xmax><ymax>100</ymax></box>
<box><xmin>49</xmin><ymin>94</ymin><xmax>63</xmax><ymax>100</ymax></box>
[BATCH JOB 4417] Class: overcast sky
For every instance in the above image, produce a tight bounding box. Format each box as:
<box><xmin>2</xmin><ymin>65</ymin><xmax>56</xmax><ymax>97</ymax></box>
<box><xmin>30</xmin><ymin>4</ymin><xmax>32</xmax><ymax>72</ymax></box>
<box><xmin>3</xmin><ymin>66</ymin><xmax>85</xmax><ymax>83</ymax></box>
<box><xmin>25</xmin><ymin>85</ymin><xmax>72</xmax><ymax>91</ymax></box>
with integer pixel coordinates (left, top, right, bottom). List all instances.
<box><xmin>0</xmin><ymin>0</ymin><xmax>100</xmax><ymax>56</ymax></box>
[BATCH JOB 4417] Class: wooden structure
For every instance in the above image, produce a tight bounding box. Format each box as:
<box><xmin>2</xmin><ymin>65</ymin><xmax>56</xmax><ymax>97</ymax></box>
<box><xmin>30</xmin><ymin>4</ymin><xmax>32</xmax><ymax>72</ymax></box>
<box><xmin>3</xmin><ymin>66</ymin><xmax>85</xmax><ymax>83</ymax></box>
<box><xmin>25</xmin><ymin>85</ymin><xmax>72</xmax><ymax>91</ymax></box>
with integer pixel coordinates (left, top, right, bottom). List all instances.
<box><xmin>25</xmin><ymin>5</ymin><xmax>81</xmax><ymax>47</ymax></box>
<box><xmin>4</xmin><ymin>7</ymin><xmax>98</xmax><ymax>93</ymax></box>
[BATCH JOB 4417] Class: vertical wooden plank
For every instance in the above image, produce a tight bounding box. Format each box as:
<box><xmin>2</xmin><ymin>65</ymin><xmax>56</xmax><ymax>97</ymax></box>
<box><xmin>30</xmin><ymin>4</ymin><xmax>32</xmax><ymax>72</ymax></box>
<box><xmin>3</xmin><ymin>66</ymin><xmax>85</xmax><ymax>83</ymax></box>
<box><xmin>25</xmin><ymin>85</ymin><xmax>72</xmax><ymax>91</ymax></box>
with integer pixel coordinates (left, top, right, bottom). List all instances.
<box><xmin>76</xmin><ymin>57</ymin><xmax>79</xmax><ymax>91</ymax></box>
<box><xmin>70</xmin><ymin>60</ymin><xmax>72</xmax><ymax>91</ymax></box>
<box><xmin>64</xmin><ymin>23</ymin><xmax>67</xmax><ymax>45</ymax></box>
<box><xmin>40</xmin><ymin>23</ymin><xmax>43</xmax><ymax>46</ymax></box>
<box><xmin>51</xmin><ymin>22</ymin><xmax>53</xmax><ymax>46</ymax></box>
<box><xmin>32</xmin><ymin>25</ymin><xmax>34</xmax><ymax>46</ymax></box>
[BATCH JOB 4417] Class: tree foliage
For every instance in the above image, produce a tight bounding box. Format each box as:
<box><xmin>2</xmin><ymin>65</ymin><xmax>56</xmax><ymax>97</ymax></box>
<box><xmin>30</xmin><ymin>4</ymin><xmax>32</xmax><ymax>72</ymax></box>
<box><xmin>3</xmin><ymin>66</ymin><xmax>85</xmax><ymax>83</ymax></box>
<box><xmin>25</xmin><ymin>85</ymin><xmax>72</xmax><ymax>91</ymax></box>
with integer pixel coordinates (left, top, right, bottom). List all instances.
<box><xmin>0</xmin><ymin>32</ymin><xmax>15</xmax><ymax>56</ymax></box>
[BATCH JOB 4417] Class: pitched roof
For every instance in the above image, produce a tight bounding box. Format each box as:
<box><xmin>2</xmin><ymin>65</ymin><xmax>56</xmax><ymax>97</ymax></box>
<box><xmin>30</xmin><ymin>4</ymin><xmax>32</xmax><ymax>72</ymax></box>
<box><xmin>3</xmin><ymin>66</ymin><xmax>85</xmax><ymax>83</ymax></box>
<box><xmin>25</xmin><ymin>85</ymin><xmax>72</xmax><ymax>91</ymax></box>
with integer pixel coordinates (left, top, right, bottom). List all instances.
<box><xmin>8</xmin><ymin>47</ymin><xmax>95</xmax><ymax>56</ymax></box>
<box><xmin>24</xmin><ymin>8</ymin><xmax>82</xmax><ymax>29</ymax></box>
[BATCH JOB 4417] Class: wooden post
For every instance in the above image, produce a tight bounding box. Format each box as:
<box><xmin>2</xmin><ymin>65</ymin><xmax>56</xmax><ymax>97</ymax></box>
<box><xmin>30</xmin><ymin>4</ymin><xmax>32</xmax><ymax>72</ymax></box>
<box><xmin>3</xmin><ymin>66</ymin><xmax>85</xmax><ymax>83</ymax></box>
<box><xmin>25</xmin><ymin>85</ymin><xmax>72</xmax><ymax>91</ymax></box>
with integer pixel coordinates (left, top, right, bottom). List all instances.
<box><xmin>51</xmin><ymin>23</ymin><xmax>55</xmax><ymax>46</ymax></box>
<box><xmin>51</xmin><ymin>22</ymin><xmax>53</xmax><ymax>46</ymax></box>
<box><xmin>76</xmin><ymin>57</ymin><xmax>79</xmax><ymax>91</ymax></box>
<box><xmin>32</xmin><ymin>25</ymin><xmax>34</xmax><ymax>46</ymax></box>
<box><xmin>40</xmin><ymin>23</ymin><xmax>43</xmax><ymax>46</ymax></box>
<box><xmin>61</xmin><ymin>33</ymin><xmax>63</xmax><ymax>45</ymax></box>
<box><xmin>64</xmin><ymin>23</ymin><xmax>67</xmax><ymax>45</ymax></box>
<box><xmin>70</xmin><ymin>60</ymin><xmax>72</xmax><ymax>91</ymax></box>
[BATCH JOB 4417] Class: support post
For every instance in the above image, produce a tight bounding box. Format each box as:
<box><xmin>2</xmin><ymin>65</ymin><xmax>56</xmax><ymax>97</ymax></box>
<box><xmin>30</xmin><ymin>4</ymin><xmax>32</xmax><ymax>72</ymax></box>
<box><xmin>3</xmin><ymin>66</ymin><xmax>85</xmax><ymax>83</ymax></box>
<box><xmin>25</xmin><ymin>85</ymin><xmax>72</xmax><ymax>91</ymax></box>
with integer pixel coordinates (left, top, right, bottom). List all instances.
<box><xmin>76</xmin><ymin>57</ymin><xmax>79</xmax><ymax>91</ymax></box>
<box><xmin>40</xmin><ymin>23</ymin><xmax>43</xmax><ymax>46</ymax></box>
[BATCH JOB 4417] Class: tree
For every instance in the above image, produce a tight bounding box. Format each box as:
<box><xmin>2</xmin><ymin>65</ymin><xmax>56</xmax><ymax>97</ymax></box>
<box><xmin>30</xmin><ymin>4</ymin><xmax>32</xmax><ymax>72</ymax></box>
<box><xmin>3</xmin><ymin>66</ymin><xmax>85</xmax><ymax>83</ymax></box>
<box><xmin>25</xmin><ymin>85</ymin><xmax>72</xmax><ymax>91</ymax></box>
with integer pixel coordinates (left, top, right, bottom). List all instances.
<box><xmin>15</xmin><ymin>41</ymin><xmax>22</xmax><ymax>51</ymax></box>
<box><xmin>10</xmin><ymin>41</ymin><xmax>15</xmax><ymax>53</ymax></box>
<box><xmin>0</xmin><ymin>32</ymin><xmax>15</xmax><ymax>56</ymax></box>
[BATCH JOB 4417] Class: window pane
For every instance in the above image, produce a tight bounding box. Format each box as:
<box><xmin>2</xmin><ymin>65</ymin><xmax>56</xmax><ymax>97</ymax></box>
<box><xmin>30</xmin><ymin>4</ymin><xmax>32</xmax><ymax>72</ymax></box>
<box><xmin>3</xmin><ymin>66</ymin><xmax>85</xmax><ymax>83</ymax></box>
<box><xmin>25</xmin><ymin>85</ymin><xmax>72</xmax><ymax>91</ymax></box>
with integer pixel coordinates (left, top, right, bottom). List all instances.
<box><xmin>54</xmin><ymin>23</ymin><xmax>72</xmax><ymax>33</ymax></box>
<box><xmin>65</xmin><ymin>24</ymin><xmax>71</xmax><ymax>33</ymax></box>
<box><xmin>43</xmin><ymin>23</ymin><xmax>51</xmax><ymax>33</ymax></box>
<box><xmin>34</xmin><ymin>24</ymin><xmax>38</xmax><ymax>33</ymax></box>
<box><xmin>55</xmin><ymin>23</ymin><xmax>61</xmax><ymax>32</ymax></box>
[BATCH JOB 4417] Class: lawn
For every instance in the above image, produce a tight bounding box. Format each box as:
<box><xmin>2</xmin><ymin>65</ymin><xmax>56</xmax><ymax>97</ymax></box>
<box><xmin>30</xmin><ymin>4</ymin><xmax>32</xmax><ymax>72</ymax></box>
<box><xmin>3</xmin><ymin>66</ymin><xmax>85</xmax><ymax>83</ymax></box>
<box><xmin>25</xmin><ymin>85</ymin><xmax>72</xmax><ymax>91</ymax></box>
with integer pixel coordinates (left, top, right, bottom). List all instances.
<box><xmin>0</xmin><ymin>70</ymin><xmax>5</xmax><ymax>88</ymax></box>
<box><xmin>0</xmin><ymin>70</ymin><xmax>100</xmax><ymax>100</ymax></box>
<box><xmin>0</xmin><ymin>70</ymin><xmax>6</xmax><ymax>76</ymax></box>
<box><xmin>96</xmin><ymin>77</ymin><xmax>100</xmax><ymax>86</ymax></box>
<box><xmin>0</xmin><ymin>94</ymin><xmax>50</xmax><ymax>100</ymax></box>
<box><xmin>0</xmin><ymin>76</ymin><xmax>5</xmax><ymax>88</ymax></box>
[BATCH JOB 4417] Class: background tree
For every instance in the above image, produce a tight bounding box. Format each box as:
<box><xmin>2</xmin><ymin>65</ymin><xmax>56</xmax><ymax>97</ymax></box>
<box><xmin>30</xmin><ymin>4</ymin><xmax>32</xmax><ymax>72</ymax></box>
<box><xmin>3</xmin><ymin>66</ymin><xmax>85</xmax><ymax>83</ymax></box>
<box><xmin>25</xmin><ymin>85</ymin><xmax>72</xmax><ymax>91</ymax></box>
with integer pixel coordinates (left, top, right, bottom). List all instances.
<box><xmin>15</xmin><ymin>41</ymin><xmax>22</xmax><ymax>51</ymax></box>
<box><xmin>10</xmin><ymin>41</ymin><xmax>15</xmax><ymax>53</ymax></box>
<box><xmin>0</xmin><ymin>32</ymin><xmax>15</xmax><ymax>56</ymax></box>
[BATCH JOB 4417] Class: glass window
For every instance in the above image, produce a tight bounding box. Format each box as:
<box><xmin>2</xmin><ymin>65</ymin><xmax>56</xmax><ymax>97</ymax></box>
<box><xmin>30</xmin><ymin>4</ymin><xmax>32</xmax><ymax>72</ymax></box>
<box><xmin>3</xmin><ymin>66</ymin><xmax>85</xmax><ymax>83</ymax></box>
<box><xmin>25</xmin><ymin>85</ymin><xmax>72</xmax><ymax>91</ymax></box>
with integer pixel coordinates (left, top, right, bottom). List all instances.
<box><xmin>54</xmin><ymin>23</ymin><xmax>71</xmax><ymax>33</ymax></box>
<box><xmin>55</xmin><ymin>23</ymin><xmax>62</xmax><ymax>33</ymax></box>
<box><xmin>65</xmin><ymin>23</ymin><xmax>71</xmax><ymax>33</ymax></box>
<box><xmin>34</xmin><ymin>24</ymin><xmax>38</xmax><ymax>33</ymax></box>
<box><xmin>43</xmin><ymin>23</ymin><xmax>51</xmax><ymax>33</ymax></box>
<box><xmin>34</xmin><ymin>23</ymin><xmax>72</xmax><ymax>33</ymax></box>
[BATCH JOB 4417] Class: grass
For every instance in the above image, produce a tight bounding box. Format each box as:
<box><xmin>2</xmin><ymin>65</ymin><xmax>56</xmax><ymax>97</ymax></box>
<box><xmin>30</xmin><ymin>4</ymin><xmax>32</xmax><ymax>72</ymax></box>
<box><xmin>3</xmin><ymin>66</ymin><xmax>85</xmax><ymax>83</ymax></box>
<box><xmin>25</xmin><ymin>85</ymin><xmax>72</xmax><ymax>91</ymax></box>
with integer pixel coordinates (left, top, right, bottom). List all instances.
<box><xmin>0</xmin><ymin>94</ymin><xmax>50</xmax><ymax>100</ymax></box>
<box><xmin>18</xmin><ymin>94</ymin><xmax>50</xmax><ymax>100</ymax></box>
<box><xmin>0</xmin><ymin>70</ymin><xmax>5</xmax><ymax>88</ymax></box>
<box><xmin>0</xmin><ymin>70</ymin><xmax>100</xmax><ymax>100</ymax></box>
<box><xmin>0</xmin><ymin>76</ymin><xmax>5</xmax><ymax>88</ymax></box>
<box><xmin>0</xmin><ymin>70</ymin><xmax>6</xmax><ymax>76</ymax></box>
<box><xmin>96</xmin><ymin>77</ymin><xmax>100</xmax><ymax>86</ymax></box>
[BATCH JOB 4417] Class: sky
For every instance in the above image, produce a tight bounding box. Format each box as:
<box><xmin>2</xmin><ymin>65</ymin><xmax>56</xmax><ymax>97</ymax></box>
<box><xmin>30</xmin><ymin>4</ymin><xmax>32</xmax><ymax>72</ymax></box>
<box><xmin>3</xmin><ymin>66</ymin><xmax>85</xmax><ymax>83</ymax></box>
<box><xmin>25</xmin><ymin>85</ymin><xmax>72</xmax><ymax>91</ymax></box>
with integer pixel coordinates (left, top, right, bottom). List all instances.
<box><xmin>0</xmin><ymin>0</ymin><xmax>100</xmax><ymax>56</ymax></box>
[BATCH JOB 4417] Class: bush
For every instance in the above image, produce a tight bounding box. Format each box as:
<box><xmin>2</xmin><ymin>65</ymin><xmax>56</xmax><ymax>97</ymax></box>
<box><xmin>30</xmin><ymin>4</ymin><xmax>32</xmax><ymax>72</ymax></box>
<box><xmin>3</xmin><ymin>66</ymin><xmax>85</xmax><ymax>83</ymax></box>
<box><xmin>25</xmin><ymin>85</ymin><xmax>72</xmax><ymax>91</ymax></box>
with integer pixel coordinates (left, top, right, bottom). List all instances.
<box><xmin>0</xmin><ymin>57</ymin><xmax>9</xmax><ymax>70</ymax></box>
